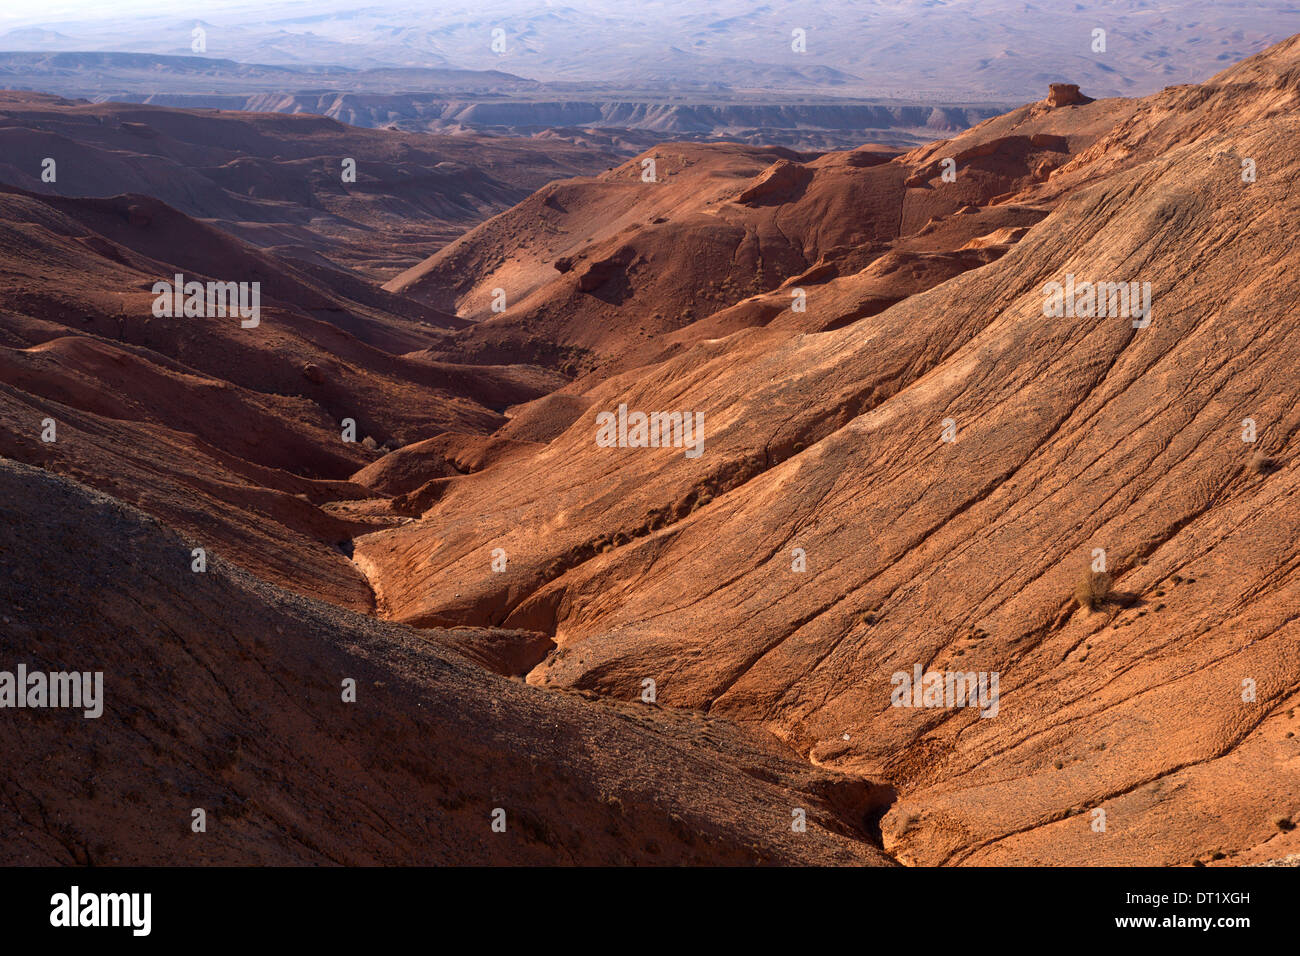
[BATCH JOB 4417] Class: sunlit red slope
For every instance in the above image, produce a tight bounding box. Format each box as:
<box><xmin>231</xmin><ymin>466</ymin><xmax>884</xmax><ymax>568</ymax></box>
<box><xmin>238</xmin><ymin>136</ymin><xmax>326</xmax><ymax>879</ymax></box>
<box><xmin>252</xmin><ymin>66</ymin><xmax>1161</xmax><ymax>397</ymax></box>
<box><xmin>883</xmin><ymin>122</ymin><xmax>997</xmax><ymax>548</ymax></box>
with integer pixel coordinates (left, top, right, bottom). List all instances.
<box><xmin>355</xmin><ymin>45</ymin><xmax>1300</xmax><ymax>865</ymax></box>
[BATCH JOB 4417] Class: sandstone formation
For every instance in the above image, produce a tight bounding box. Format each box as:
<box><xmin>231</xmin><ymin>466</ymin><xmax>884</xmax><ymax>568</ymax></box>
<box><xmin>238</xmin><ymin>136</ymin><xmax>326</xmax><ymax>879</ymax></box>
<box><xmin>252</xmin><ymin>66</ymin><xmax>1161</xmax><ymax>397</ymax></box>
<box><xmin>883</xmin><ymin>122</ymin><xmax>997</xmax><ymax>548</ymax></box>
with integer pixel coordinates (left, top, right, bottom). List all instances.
<box><xmin>1046</xmin><ymin>83</ymin><xmax>1093</xmax><ymax>108</ymax></box>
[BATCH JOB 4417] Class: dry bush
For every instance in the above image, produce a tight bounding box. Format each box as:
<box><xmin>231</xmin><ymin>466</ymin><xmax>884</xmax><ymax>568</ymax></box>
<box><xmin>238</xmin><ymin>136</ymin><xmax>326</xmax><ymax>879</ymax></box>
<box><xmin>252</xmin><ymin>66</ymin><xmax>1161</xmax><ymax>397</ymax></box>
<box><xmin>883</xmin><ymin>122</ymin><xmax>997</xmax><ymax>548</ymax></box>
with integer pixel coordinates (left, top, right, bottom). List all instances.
<box><xmin>1251</xmin><ymin>450</ymin><xmax>1278</xmax><ymax>475</ymax></box>
<box><xmin>1074</xmin><ymin>570</ymin><xmax>1113</xmax><ymax>611</ymax></box>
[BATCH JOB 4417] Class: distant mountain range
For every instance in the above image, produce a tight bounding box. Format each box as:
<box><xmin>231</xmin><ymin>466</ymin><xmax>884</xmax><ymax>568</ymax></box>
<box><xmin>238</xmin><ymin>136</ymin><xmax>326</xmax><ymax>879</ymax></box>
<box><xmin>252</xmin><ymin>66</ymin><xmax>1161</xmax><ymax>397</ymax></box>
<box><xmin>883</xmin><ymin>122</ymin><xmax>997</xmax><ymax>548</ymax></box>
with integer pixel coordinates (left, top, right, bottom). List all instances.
<box><xmin>3</xmin><ymin>0</ymin><xmax>1300</xmax><ymax>99</ymax></box>
<box><xmin>0</xmin><ymin>51</ymin><xmax>1008</xmax><ymax>151</ymax></box>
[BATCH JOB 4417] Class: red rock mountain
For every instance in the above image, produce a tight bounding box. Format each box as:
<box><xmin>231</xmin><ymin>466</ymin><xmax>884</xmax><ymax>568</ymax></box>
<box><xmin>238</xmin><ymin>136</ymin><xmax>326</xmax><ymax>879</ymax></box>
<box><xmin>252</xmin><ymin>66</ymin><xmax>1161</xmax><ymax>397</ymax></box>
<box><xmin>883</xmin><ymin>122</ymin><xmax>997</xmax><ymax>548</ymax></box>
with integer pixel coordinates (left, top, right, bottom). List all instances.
<box><xmin>5</xmin><ymin>37</ymin><xmax>1300</xmax><ymax>866</ymax></box>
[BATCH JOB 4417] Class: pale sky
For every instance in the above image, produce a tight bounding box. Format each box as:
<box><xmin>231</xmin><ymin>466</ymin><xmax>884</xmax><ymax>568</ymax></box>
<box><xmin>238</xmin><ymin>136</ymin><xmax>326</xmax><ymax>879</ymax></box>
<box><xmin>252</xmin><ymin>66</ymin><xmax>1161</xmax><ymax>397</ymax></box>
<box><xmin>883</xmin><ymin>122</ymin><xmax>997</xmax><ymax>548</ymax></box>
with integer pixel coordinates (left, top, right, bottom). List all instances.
<box><xmin>0</xmin><ymin>0</ymin><xmax>574</xmax><ymax>24</ymax></box>
<box><xmin>0</xmin><ymin>0</ymin><xmax>320</xmax><ymax>24</ymax></box>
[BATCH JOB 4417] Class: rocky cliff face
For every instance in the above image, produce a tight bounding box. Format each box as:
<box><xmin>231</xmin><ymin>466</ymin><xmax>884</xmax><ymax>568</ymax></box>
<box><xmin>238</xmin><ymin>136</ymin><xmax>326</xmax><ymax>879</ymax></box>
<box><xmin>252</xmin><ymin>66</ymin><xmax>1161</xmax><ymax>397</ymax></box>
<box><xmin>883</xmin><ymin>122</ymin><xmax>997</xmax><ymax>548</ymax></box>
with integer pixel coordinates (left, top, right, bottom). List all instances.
<box><xmin>1046</xmin><ymin>83</ymin><xmax>1093</xmax><ymax>107</ymax></box>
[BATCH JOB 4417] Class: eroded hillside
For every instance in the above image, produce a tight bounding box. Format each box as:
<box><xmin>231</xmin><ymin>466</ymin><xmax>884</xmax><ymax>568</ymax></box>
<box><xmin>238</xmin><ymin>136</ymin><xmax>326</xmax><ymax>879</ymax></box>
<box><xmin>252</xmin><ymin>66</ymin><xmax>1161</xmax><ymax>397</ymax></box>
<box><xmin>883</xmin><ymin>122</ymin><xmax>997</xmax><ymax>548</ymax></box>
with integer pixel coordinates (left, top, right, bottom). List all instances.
<box><xmin>4</xmin><ymin>38</ymin><xmax>1300</xmax><ymax>866</ymax></box>
<box><xmin>356</xmin><ymin>45</ymin><xmax>1300</xmax><ymax>865</ymax></box>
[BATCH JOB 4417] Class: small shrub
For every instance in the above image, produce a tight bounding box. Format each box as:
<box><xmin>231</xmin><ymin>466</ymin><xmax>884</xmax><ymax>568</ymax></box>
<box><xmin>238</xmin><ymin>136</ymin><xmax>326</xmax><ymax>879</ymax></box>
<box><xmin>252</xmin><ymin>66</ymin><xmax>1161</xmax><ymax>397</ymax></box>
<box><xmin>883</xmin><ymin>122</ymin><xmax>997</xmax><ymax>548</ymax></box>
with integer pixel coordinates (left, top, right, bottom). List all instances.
<box><xmin>1074</xmin><ymin>570</ymin><xmax>1113</xmax><ymax>610</ymax></box>
<box><xmin>1250</xmin><ymin>451</ymin><xmax>1277</xmax><ymax>475</ymax></box>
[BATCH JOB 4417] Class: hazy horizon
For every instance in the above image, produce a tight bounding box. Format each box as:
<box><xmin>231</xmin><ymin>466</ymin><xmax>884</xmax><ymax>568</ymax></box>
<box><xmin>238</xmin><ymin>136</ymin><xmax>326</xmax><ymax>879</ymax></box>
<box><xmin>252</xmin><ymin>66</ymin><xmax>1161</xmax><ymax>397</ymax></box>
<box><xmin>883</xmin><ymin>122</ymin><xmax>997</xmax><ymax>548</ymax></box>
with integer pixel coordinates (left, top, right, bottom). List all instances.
<box><xmin>3</xmin><ymin>1</ymin><xmax>1299</xmax><ymax>100</ymax></box>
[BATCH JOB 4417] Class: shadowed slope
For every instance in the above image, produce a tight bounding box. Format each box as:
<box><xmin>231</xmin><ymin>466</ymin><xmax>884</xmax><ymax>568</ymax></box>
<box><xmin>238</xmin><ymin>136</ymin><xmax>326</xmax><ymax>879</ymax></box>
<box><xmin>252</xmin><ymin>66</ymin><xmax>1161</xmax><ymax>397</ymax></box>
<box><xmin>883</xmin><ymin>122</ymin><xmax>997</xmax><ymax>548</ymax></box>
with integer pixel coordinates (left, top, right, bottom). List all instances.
<box><xmin>0</xmin><ymin>91</ymin><xmax>613</xmax><ymax>278</ymax></box>
<box><xmin>0</xmin><ymin>460</ymin><xmax>892</xmax><ymax>866</ymax></box>
<box><xmin>0</xmin><ymin>183</ymin><xmax>562</xmax><ymax>608</ymax></box>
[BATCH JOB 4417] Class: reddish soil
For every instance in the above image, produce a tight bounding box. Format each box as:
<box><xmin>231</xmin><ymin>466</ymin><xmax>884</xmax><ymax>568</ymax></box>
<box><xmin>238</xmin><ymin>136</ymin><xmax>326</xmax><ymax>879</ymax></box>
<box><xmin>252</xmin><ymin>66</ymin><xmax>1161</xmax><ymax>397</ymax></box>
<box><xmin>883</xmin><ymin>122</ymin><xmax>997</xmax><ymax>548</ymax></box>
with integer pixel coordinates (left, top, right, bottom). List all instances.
<box><xmin>6</xmin><ymin>37</ymin><xmax>1300</xmax><ymax>866</ymax></box>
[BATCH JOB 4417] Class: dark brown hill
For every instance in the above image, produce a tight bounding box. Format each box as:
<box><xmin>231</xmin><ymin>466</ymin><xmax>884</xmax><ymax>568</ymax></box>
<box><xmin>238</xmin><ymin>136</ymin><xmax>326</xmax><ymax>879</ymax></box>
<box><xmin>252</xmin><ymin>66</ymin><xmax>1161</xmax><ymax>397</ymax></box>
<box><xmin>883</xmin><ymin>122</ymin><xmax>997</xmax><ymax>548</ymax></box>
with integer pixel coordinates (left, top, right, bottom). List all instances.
<box><xmin>0</xmin><ymin>460</ymin><xmax>892</xmax><ymax>866</ymax></box>
<box><xmin>0</xmin><ymin>91</ymin><xmax>613</xmax><ymax>278</ymax></box>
